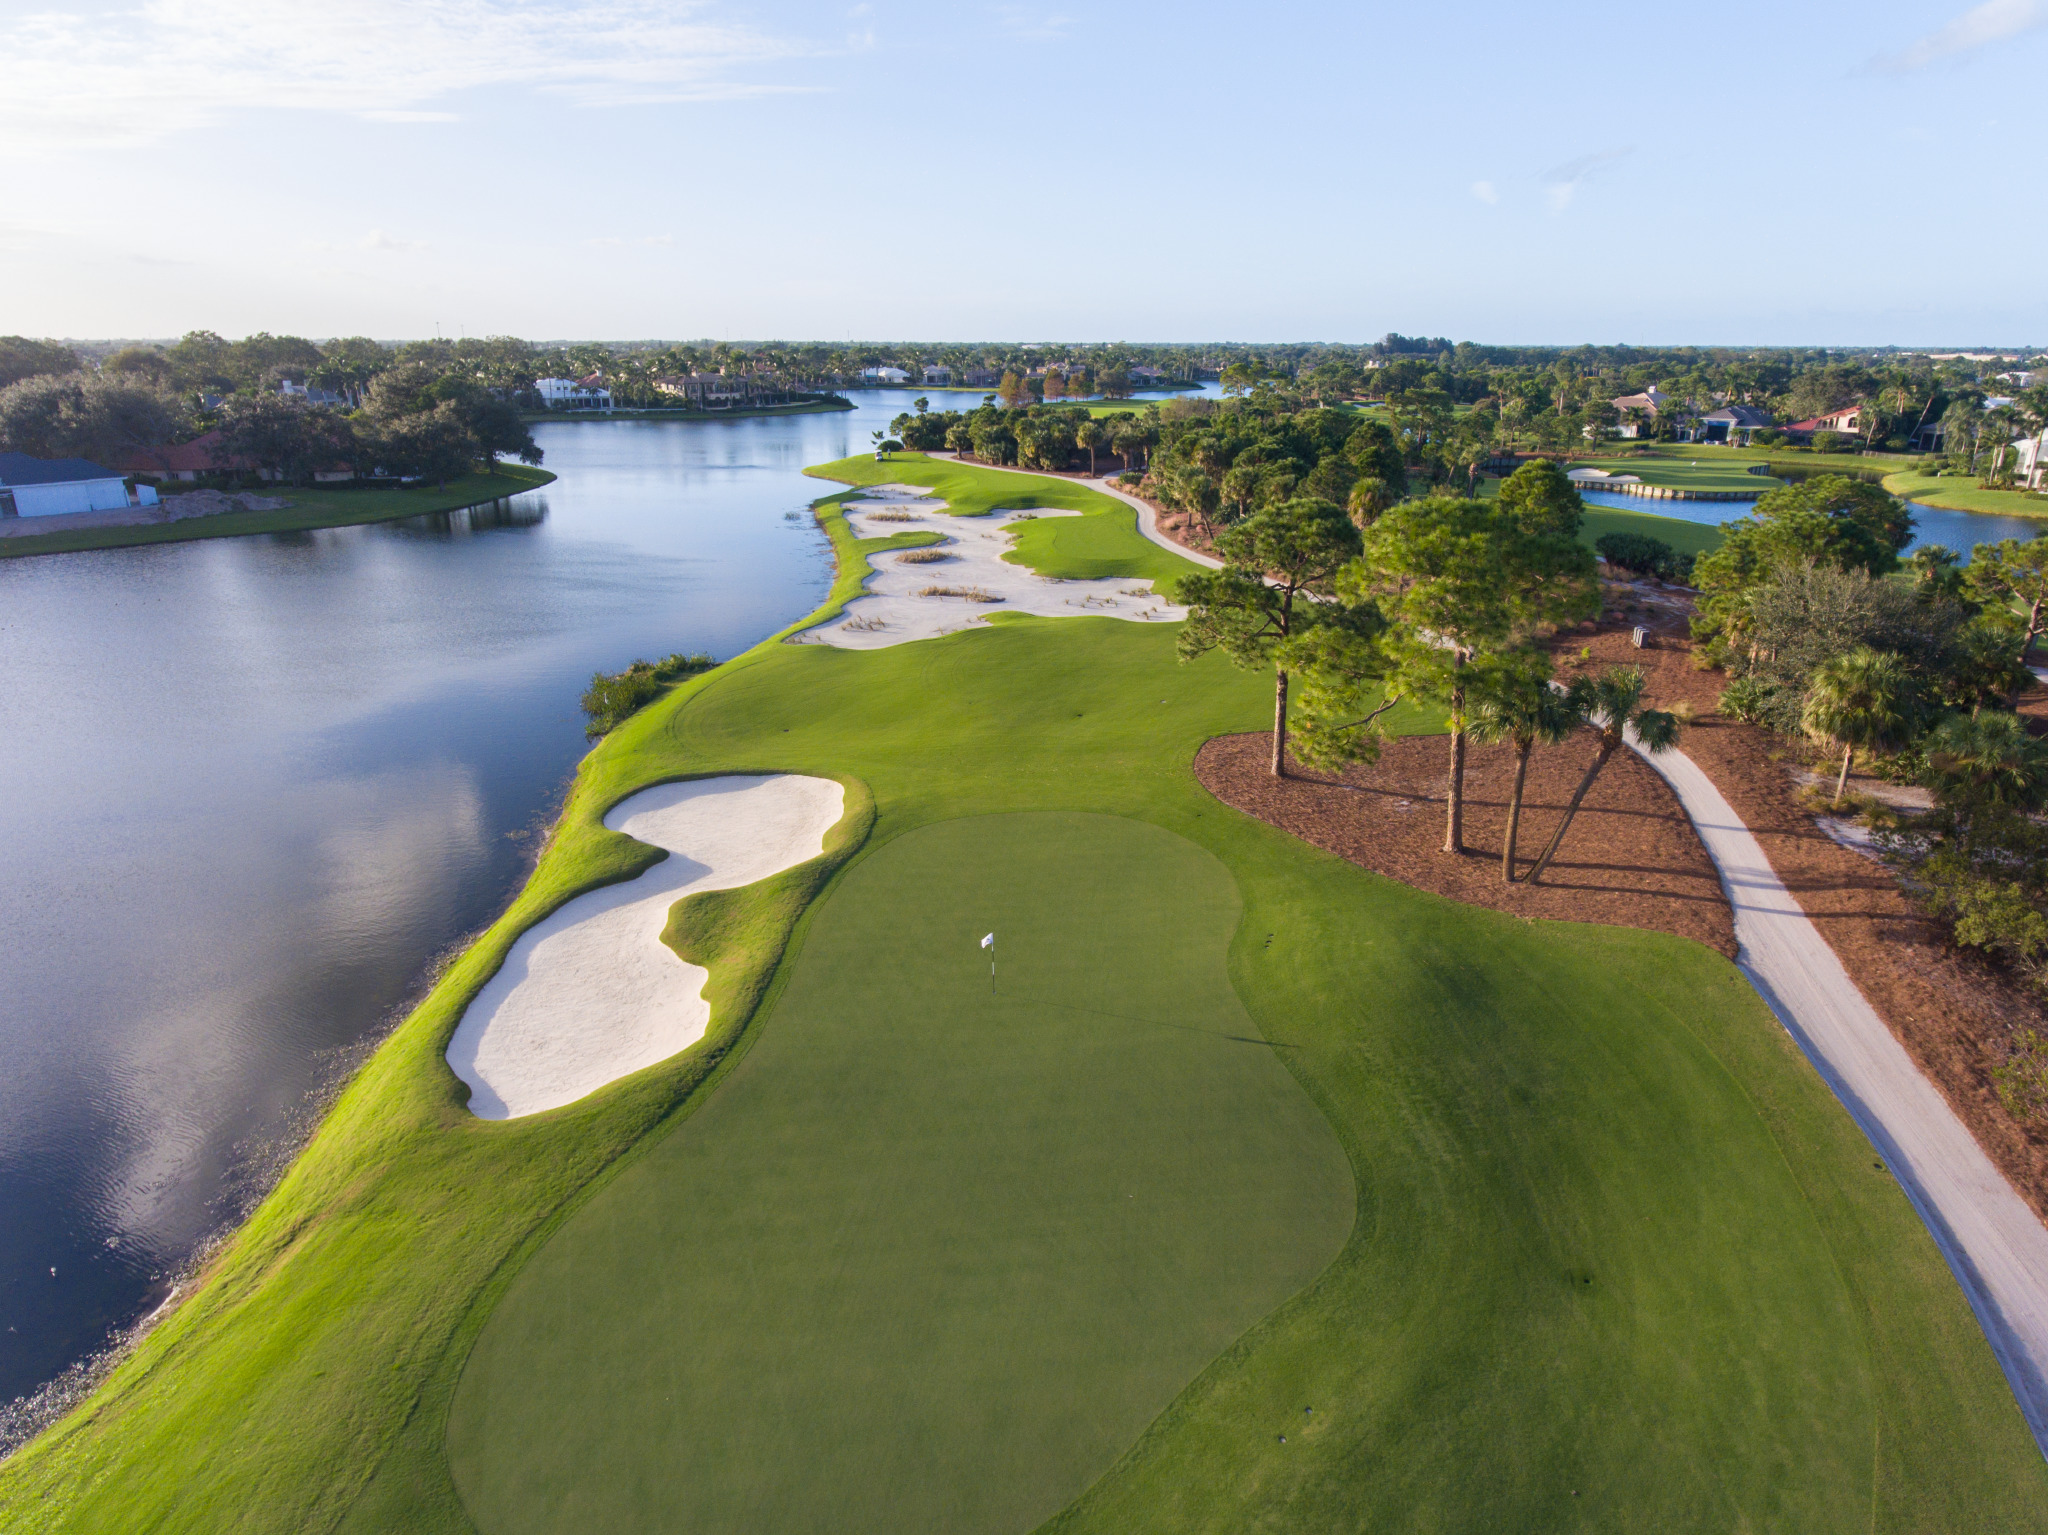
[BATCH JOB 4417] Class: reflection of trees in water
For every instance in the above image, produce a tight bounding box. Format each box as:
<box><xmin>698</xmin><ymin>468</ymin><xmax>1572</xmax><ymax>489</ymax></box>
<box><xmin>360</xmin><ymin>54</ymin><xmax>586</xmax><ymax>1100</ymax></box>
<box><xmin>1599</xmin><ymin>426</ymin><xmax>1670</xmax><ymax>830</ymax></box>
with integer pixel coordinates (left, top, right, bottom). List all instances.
<box><xmin>385</xmin><ymin>495</ymin><xmax>549</xmax><ymax>541</ymax></box>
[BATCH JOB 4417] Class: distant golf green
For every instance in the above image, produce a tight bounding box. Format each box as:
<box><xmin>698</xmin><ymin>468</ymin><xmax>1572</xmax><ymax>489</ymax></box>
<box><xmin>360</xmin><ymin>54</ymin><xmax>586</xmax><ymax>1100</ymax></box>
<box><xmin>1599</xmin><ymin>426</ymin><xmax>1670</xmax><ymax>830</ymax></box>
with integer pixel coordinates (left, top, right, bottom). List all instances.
<box><xmin>1567</xmin><ymin>455</ymin><xmax>1776</xmax><ymax>494</ymax></box>
<box><xmin>447</xmin><ymin>812</ymin><xmax>1355</xmax><ymax>1535</ymax></box>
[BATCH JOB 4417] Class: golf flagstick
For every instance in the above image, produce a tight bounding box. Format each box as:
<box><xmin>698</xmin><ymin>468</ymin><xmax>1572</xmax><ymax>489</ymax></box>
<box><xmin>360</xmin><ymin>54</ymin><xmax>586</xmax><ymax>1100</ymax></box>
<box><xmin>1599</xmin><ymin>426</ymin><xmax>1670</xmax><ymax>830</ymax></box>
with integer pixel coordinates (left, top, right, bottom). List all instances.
<box><xmin>981</xmin><ymin>931</ymin><xmax>995</xmax><ymax>992</ymax></box>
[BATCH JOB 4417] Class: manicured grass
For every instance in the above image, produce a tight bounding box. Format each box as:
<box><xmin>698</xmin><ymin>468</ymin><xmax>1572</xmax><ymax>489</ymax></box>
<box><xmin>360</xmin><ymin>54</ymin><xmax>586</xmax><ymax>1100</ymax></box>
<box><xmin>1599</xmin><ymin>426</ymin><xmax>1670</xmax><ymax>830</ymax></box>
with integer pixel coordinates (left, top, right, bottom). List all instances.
<box><xmin>807</xmin><ymin>452</ymin><xmax>1207</xmax><ymax>584</ymax></box>
<box><xmin>1883</xmin><ymin>471</ymin><xmax>2048</xmax><ymax>520</ymax></box>
<box><xmin>1566</xmin><ymin>454</ymin><xmax>1778</xmax><ymax>494</ymax></box>
<box><xmin>0</xmin><ymin>464</ymin><xmax>555</xmax><ymax>559</ymax></box>
<box><xmin>1580</xmin><ymin>505</ymin><xmax>1727</xmax><ymax>555</ymax></box>
<box><xmin>3</xmin><ymin>454</ymin><xmax>2042</xmax><ymax>1532</ymax></box>
<box><xmin>448</xmin><ymin>811</ymin><xmax>1355</xmax><ymax>1535</ymax></box>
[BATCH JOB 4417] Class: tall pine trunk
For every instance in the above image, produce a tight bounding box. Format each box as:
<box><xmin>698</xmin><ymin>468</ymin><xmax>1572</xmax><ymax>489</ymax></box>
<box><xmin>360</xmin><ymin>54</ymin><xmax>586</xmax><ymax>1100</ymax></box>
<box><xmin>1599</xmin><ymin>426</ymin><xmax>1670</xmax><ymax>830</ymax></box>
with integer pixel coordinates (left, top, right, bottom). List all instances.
<box><xmin>1271</xmin><ymin>668</ymin><xmax>1290</xmax><ymax>777</ymax></box>
<box><xmin>1502</xmin><ymin>739</ymin><xmax>1533</xmax><ymax>884</ymax></box>
<box><xmin>1443</xmin><ymin>673</ymin><xmax>1467</xmax><ymax>855</ymax></box>
<box><xmin>1523</xmin><ymin>740</ymin><xmax>1617</xmax><ymax>885</ymax></box>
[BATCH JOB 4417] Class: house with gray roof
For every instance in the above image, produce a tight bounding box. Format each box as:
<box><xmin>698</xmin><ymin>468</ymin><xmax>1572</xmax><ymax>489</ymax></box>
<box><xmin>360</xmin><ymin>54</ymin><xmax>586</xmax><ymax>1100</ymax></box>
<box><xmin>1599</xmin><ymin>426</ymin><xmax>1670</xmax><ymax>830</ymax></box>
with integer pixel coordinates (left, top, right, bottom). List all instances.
<box><xmin>1700</xmin><ymin>405</ymin><xmax>1774</xmax><ymax>444</ymax></box>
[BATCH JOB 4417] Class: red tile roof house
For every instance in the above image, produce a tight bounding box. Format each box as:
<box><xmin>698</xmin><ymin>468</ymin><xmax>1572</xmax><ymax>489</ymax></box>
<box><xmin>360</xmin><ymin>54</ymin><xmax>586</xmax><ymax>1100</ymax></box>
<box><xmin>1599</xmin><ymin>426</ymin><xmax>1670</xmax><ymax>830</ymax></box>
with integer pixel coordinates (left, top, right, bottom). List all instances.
<box><xmin>120</xmin><ymin>431</ymin><xmax>355</xmax><ymax>484</ymax></box>
<box><xmin>1782</xmin><ymin>404</ymin><xmax>1863</xmax><ymax>443</ymax></box>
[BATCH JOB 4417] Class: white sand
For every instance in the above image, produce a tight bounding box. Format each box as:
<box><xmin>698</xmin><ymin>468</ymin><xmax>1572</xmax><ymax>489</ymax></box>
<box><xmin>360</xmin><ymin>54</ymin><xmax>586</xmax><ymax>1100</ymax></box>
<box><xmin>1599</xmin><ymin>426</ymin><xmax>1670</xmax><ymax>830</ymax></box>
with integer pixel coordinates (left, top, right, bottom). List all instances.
<box><xmin>794</xmin><ymin>485</ymin><xmax>1185</xmax><ymax>649</ymax></box>
<box><xmin>1634</xmin><ymin>729</ymin><xmax>2048</xmax><ymax>1450</ymax></box>
<box><xmin>446</xmin><ymin>774</ymin><xmax>844</xmax><ymax>1119</ymax></box>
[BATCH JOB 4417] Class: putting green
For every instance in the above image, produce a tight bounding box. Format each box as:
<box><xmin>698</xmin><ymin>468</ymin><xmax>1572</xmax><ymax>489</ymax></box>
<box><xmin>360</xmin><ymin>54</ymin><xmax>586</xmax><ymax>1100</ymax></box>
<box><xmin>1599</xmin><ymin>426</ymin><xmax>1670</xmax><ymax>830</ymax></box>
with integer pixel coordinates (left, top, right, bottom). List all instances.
<box><xmin>445</xmin><ymin>811</ymin><xmax>1356</xmax><ymax>1535</ymax></box>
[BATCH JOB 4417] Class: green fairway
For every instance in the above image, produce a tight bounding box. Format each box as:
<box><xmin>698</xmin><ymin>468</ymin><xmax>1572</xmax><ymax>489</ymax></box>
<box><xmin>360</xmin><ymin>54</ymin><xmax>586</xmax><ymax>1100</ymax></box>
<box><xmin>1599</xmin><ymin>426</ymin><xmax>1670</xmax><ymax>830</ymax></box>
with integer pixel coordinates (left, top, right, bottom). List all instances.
<box><xmin>1567</xmin><ymin>455</ymin><xmax>1777</xmax><ymax>494</ymax></box>
<box><xmin>1579</xmin><ymin>504</ymin><xmax>1727</xmax><ymax>555</ymax></box>
<box><xmin>809</xmin><ymin>452</ymin><xmax>1204</xmax><ymax>583</ymax></box>
<box><xmin>4</xmin><ymin>454</ymin><xmax>2043</xmax><ymax>1532</ymax></box>
<box><xmin>1883</xmin><ymin>470</ymin><xmax>2048</xmax><ymax>520</ymax></box>
<box><xmin>0</xmin><ymin>464</ymin><xmax>555</xmax><ymax>559</ymax></box>
<box><xmin>447</xmin><ymin>812</ymin><xmax>1355</xmax><ymax>1535</ymax></box>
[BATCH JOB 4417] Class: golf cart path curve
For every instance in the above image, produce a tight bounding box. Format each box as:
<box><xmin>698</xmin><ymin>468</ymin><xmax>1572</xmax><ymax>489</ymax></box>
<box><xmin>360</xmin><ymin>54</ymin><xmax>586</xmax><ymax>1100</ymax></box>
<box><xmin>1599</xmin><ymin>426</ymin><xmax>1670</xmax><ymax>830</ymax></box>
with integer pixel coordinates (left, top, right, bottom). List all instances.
<box><xmin>1634</xmin><ymin>730</ymin><xmax>2048</xmax><ymax>1453</ymax></box>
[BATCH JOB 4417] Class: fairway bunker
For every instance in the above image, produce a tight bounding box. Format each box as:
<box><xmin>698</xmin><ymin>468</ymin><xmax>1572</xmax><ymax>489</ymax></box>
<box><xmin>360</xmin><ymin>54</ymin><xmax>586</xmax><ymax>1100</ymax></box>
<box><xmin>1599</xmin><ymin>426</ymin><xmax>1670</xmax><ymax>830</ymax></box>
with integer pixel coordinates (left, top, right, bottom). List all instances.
<box><xmin>446</xmin><ymin>774</ymin><xmax>844</xmax><ymax>1118</ymax></box>
<box><xmin>799</xmin><ymin>488</ymin><xmax>1185</xmax><ymax>648</ymax></box>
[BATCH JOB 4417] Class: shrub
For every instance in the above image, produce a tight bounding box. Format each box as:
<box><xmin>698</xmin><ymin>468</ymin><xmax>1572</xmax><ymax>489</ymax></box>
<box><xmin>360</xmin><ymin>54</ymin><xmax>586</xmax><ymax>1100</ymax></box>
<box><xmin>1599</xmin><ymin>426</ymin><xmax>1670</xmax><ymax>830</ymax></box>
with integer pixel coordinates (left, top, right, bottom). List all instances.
<box><xmin>1595</xmin><ymin>531</ymin><xmax>1690</xmax><ymax>582</ymax></box>
<box><xmin>580</xmin><ymin>652</ymin><xmax>716</xmax><ymax>737</ymax></box>
<box><xmin>895</xmin><ymin>548</ymin><xmax>951</xmax><ymax>563</ymax></box>
<box><xmin>1919</xmin><ymin>854</ymin><xmax>2048</xmax><ymax>986</ymax></box>
<box><xmin>1718</xmin><ymin>675</ymin><xmax>1783</xmax><ymax>723</ymax></box>
<box><xmin>1994</xmin><ymin>1029</ymin><xmax>2048</xmax><ymax>1121</ymax></box>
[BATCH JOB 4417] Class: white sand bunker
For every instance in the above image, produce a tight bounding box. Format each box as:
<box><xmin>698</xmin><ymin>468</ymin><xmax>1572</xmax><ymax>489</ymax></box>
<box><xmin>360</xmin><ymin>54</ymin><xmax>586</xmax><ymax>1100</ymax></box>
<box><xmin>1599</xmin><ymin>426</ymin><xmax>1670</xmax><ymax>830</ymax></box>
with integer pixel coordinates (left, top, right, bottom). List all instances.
<box><xmin>796</xmin><ymin>486</ymin><xmax>1186</xmax><ymax>649</ymax></box>
<box><xmin>447</xmin><ymin>774</ymin><xmax>844</xmax><ymax>1119</ymax></box>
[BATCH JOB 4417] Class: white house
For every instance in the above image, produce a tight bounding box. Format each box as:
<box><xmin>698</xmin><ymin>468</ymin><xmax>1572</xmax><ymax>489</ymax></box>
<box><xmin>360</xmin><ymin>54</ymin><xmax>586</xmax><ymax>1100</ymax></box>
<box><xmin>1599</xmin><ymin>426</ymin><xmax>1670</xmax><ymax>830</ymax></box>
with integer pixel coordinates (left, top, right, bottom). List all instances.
<box><xmin>535</xmin><ymin>375</ymin><xmax>613</xmax><ymax>409</ymax></box>
<box><xmin>859</xmin><ymin>366</ymin><xmax>911</xmax><ymax>384</ymax></box>
<box><xmin>1610</xmin><ymin>388</ymin><xmax>1671</xmax><ymax>438</ymax></box>
<box><xmin>279</xmin><ymin>379</ymin><xmax>350</xmax><ymax>408</ymax></box>
<box><xmin>2012</xmin><ymin>432</ymin><xmax>2047</xmax><ymax>491</ymax></box>
<box><xmin>0</xmin><ymin>452</ymin><xmax>156</xmax><ymax>516</ymax></box>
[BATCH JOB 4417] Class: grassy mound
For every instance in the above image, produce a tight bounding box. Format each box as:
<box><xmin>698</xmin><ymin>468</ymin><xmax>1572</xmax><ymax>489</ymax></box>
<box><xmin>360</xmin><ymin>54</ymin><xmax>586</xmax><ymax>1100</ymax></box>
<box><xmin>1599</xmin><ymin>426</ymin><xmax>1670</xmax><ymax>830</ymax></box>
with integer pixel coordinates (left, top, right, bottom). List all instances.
<box><xmin>447</xmin><ymin>812</ymin><xmax>1355</xmax><ymax>1534</ymax></box>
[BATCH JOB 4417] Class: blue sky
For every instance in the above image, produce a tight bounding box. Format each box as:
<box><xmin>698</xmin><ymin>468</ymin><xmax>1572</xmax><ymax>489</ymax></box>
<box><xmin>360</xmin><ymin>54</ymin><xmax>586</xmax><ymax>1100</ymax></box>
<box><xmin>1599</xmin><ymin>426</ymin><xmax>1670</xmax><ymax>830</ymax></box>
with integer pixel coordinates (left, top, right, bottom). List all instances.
<box><xmin>1</xmin><ymin>0</ymin><xmax>2043</xmax><ymax>344</ymax></box>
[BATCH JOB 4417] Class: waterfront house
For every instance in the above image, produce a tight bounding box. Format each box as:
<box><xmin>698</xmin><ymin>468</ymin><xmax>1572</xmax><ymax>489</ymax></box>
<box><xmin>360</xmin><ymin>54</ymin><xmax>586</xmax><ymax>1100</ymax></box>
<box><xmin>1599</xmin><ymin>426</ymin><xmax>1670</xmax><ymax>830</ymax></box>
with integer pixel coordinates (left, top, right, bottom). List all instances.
<box><xmin>1783</xmin><ymin>404</ymin><xmax>1863</xmax><ymax>443</ymax></box>
<box><xmin>1609</xmin><ymin>388</ymin><xmax>1670</xmax><ymax>438</ymax></box>
<box><xmin>921</xmin><ymin>365</ymin><xmax>953</xmax><ymax>385</ymax></box>
<box><xmin>1699</xmin><ymin>405</ymin><xmax>1774</xmax><ymax>444</ymax></box>
<box><xmin>859</xmin><ymin>366</ymin><xmax>911</xmax><ymax>384</ymax></box>
<box><xmin>0</xmin><ymin>452</ymin><xmax>155</xmax><ymax>516</ymax></box>
<box><xmin>960</xmin><ymin>368</ymin><xmax>1000</xmax><ymax>387</ymax></box>
<box><xmin>535</xmin><ymin>375</ymin><xmax>613</xmax><ymax>410</ymax></box>
<box><xmin>121</xmin><ymin>431</ymin><xmax>233</xmax><ymax>482</ymax></box>
<box><xmin>652</xmin><ymin>373</ymin><xmax>792</xmax><ymax>409</ymax></box>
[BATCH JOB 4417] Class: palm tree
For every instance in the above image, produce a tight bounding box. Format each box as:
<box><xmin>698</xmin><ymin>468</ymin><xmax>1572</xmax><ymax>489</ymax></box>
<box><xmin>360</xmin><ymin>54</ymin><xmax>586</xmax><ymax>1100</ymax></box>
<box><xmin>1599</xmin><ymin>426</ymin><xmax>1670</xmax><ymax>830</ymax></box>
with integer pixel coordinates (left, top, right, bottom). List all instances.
<box><xmin>1801</xmin><ymin>647</ymin><xmax>1922</xmax><ymax>803</ymax></box>
<box><xmin>1468</xmin><ymin>666</ymin><xmax>1580</xmax><ymax>884</ymax></box>
<box><xmin>1076</xmin><ymin>418</ymin><xmax>1108</xmax><ymax>476</ymax></box>
<box><xmin>1922</xmin><ymin>710</ymin><xmax>2048</xmax><ymax>845</ymax></box>
<box><xmin>1522</xmin><ymin>667</ymin><xmax>1681</xmax><ymax>886</ymax></box>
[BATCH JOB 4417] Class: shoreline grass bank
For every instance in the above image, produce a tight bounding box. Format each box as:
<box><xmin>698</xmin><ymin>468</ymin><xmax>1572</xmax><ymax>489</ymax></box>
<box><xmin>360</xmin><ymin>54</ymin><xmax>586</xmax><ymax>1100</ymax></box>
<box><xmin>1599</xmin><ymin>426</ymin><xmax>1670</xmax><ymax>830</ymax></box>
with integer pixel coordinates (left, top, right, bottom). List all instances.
<box><xmin>0</xmin><ymin>464</ymin><xmax>556</xmax><ymax>560</ymax></box>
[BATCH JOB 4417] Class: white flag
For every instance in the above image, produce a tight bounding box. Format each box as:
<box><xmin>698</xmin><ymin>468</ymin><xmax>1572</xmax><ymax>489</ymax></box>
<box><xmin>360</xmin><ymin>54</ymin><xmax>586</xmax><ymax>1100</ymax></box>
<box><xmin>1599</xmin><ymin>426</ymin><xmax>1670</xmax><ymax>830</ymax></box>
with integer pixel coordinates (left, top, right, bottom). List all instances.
<box><xmin>980</xmin><ymin>933</ymin><xmax>995</xmax><ymax>949</ymax></box>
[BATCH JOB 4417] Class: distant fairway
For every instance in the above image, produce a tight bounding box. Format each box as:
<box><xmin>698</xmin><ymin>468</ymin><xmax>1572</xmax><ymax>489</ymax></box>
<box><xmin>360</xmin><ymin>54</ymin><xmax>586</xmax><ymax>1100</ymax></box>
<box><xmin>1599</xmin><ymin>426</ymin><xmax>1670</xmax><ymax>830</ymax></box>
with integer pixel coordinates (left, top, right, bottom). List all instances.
<box><xmin>446</xmin><ymin>812</ymin><xmax>1355</xmax><ymax>1535</ymax></box>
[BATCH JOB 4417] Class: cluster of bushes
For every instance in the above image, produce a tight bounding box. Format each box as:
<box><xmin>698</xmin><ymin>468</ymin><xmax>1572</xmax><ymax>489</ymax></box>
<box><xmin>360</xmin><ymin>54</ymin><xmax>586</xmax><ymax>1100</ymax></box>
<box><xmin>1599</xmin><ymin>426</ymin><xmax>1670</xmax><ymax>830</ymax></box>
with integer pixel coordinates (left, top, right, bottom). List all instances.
<box><xmin>888</xmin><ymin>400</ymin><xmax>1158</xmax><ymax>474</ymax></box>
<box><xmin>1594</xmin><ymin>531</ymin><xmax>1692</xmax><ymax>583</ymax></box>
<box><xmin>580</xmin><ymin>653</ymin><xmax>717</xmax><ymax>737</ymax></box>
<box><xmin>1698</xmin><ymin>479</ymin><xmax>2048</xmax><ymax>1087</ymax></box>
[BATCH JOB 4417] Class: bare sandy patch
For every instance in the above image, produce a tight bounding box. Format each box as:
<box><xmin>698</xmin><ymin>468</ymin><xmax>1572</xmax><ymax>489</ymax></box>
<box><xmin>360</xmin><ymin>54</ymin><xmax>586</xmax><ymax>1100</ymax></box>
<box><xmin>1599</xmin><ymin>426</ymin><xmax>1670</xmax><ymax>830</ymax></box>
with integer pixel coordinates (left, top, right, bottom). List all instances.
<box><xmin>794</xmin><ymin>487</ymin><xmax>1185</xmax><ymax>649</ymax></box>
<box><xmin>446</xmin><ymin>774</ymin><xmax>844</xmax><ymax>1119</ymax></box>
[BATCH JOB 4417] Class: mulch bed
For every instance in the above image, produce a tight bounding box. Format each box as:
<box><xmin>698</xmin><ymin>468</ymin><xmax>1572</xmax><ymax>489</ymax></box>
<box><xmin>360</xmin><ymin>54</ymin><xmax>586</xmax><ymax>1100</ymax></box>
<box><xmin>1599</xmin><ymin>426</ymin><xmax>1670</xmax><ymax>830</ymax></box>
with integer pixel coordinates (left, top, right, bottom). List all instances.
<box><xmin>1195</xmin><ymin>730</ymin><xmax>1735</xmax><ymax>958</ymax></box>
<box><xmin>1550</xmin><ymin>609</ymin><xmax>2048</xmax><ymax>1224</ymax></box>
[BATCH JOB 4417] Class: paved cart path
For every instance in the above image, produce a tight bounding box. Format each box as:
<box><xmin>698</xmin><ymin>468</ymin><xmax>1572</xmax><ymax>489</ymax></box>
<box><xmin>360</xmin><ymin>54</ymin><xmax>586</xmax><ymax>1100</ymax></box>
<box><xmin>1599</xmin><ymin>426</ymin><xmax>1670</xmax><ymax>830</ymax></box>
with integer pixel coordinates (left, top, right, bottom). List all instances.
<box><xmin>1633</xmin><ymin>730</ymin><xmax>2048</xmax><ymax>1454</ymax></box>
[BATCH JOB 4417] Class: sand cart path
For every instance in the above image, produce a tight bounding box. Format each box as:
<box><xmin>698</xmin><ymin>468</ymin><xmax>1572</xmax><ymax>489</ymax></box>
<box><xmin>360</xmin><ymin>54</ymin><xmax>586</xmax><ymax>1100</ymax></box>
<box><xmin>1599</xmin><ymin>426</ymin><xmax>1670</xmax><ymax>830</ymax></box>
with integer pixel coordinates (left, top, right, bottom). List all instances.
<box><xmin>447</xmin><ymin>774</ymin><xmax>844</xmax><ymax>1119</ymax></box>
<box><xmin>1636</xmin><ymin>732</ymin><xmax>2048</xmax><ymax>1451</ymax></box>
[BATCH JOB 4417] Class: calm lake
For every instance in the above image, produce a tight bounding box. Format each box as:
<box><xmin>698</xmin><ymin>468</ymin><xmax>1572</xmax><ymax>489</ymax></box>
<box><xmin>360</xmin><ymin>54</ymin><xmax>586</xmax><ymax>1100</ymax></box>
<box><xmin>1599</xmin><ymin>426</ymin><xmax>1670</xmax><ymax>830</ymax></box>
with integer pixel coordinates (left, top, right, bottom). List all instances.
<box><xmin>0</xmin><ymin>388</ymin><xmax>1199</xmax><ymax>1407</ymax></box>
<box><xmin>1577</xmin><ymin>486</ymin><xmax>2043</xmax><ymax>554</ymax></box>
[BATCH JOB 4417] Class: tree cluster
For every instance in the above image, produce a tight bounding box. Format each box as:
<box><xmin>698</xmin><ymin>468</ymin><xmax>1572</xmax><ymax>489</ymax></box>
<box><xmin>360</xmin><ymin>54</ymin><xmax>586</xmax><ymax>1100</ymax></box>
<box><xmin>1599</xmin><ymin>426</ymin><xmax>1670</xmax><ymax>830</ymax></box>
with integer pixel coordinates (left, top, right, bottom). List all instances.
<box><xmin>1173</xmin><ymin>463</ymin><xmax>1669</xmax><ymax>883</ymax></box>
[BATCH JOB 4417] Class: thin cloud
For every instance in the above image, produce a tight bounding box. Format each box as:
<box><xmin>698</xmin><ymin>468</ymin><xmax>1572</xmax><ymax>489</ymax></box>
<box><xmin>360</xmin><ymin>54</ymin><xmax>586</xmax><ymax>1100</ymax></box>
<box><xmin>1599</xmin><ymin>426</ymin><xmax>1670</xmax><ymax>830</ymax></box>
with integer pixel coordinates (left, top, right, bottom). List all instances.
<box><xmin>1542</xmin><ymin>147</ymin><xmax>1633</xmax><ymax>212</ymax></box>
<box><xmin>994</xmin><ymin>5</ymin><xmax>1073</xmax><ymax>40</ymax></box>
<box><xmin>1470</xmin><ymin>180</ymin><xmax>1498</xmax><ymax>205</ymax></box>
<box><xmin>1868</xmin><ymin>0</ymin><xmax>2047</xmax><ymax>71</ymax></box>
<box><xmin>361</xmin><ymin>230</ymin><xmax>429</xmax><ymax>253</ymax></box>
<box><xmin>0</xmin><ymin>0</ymin><xmax>823</xmax><ymax>155</ymax></box>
